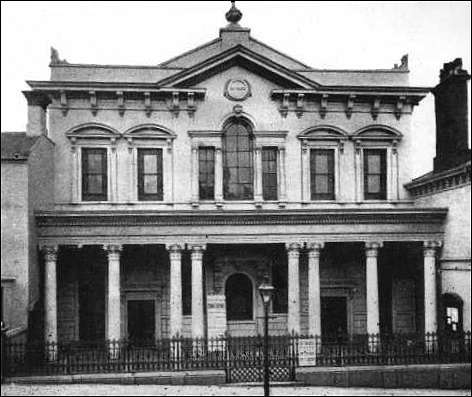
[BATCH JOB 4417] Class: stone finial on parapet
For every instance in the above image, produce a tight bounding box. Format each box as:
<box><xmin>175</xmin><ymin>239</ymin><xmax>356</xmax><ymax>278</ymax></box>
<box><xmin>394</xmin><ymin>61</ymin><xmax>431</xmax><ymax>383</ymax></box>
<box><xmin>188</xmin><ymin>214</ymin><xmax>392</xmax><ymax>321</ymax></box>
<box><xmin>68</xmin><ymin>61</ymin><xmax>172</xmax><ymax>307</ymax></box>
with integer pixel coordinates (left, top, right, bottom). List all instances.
<box><xmin>225</xmin><ymin>1</ymin><xmax>243</xmax><ymax>26</ymax></box>
<box><xmin>393</xmin><ymin>54</ymin><xmax>408</xmax><ymax>70</ymax></box>
<box><xmin>50</xmin><ymin>47</ymin><xmax>68</xmax><ymax>65</ymax></box>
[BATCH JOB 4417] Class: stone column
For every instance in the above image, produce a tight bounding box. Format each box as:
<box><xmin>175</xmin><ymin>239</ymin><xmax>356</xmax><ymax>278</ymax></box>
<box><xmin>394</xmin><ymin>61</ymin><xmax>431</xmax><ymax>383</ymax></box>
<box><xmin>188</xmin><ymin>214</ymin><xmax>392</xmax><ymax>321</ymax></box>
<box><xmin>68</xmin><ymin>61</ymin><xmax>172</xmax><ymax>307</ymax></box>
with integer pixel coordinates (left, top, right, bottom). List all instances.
<box><xmin>365</xmin><ymin>242</ymin><xmax>382</xmax><ymax>350</ymax></box>
<box><xmin>190</xmin><ymin>244</ymin><xmax>206</xmax><ymax>339</ymax></box>
<box><xmin>286</xmin><ymin>243</ymin><xmax>301</xmax><ymax>335</ymax></box>
<box><xmin>424</xmin><ymin>241</ymin><xmax>441</xmax><ymax>337</ymax></box>
<box><xmin>44</xmin><ymin>245</ymin><xmax>58</xmax><ymax>360</ymax></box>
<box><xmin>105</xmin><ymin>245</ymin><xmax>122</xmax><ymax>347</ymax></box>
<box><xmin>215</xmin><ymin>146</ymin><xmax>223</xmax><ymax>205</ymax></box>
<box><xmin>307</xmin><ymin>242</ymin><xmax>324</xmax><ymax>338</ymax></box>
<box><xmin>167</xmin><ymin>244</ymin><xmax>183</xmax><ymax>337</ymax></box>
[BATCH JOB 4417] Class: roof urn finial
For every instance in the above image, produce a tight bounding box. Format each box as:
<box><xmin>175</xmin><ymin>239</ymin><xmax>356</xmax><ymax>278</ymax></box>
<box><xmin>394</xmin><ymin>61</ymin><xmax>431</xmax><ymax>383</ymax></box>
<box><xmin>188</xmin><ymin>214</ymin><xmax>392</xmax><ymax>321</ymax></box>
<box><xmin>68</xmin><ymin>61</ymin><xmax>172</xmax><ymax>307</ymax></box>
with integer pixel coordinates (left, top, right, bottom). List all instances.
<box><xmin>226</xmin><ymin>1</ymin><xmax>242</xmax><ymax>25</ymax></box>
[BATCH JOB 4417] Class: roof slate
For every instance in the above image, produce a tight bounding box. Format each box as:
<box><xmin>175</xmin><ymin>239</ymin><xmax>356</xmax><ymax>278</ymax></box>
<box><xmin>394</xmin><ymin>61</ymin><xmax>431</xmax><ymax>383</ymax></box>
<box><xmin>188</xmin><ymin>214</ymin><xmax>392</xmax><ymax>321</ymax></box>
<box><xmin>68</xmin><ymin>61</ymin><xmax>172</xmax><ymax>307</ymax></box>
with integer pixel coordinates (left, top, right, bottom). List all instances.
<box><xmin>1</xmin><ymin>132</ymin><xmax>39</xmax><ymax>161</ymax></box>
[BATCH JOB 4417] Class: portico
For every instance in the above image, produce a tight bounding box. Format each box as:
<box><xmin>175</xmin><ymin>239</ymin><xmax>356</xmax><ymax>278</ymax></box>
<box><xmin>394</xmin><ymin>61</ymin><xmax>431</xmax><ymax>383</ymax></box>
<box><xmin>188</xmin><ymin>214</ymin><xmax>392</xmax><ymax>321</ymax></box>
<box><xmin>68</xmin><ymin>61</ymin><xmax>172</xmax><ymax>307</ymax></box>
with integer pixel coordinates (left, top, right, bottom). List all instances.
<box><xmin>38</xmin><ymin>207</ymin><xmax>446</xmax><ymax>346</ymax></box>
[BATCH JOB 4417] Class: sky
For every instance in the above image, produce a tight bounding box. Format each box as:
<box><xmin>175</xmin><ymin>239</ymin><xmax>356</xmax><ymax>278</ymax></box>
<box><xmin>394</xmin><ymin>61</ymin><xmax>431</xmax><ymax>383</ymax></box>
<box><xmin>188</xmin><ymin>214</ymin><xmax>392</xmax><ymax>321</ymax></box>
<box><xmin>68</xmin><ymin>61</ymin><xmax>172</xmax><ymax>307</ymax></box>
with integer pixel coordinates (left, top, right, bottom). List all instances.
<box><xmin>1</xmin><ymin>1</ymin><xmax>470</xmax><ymax>176</ymax></box>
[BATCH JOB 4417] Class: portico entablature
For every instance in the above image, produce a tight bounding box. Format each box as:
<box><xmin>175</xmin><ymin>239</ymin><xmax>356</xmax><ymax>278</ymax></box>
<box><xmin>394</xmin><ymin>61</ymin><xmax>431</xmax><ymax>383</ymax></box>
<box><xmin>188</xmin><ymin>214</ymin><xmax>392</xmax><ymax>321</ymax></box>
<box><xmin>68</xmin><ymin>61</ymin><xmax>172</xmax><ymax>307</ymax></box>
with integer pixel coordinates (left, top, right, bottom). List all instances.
<box><xmin>35</xmin><ymin>207</ymin><xmax>446</xmax><ymax>247</ymax></box>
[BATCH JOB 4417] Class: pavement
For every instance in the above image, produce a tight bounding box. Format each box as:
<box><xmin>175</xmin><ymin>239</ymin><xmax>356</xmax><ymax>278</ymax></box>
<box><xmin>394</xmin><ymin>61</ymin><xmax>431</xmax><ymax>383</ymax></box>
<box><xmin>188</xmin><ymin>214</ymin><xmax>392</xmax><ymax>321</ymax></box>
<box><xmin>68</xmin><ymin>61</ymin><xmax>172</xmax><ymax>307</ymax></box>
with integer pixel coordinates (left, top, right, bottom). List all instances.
<box><xmin>1</xmin><ymin>384</ymin><xmax>471</xmax><ymax>396</ymax></box>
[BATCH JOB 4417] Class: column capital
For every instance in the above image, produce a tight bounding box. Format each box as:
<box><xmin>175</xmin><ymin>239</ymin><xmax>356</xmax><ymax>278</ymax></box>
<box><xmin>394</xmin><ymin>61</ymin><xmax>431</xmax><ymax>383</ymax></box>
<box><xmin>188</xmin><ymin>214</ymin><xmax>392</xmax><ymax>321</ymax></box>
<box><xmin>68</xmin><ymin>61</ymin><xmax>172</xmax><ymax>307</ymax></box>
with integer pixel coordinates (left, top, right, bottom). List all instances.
<box><xmin>307</xmin><ymin>242</ymin><xmax>324</xmax><ymax>258</ymax></box>
<box><xmin>286</xmin><ymin>242</ymin><xmax>302</xmax><ymax>252</ymax></box>
<box><xmin>103</xmin><ymin>244</ymin><xmax>122</xmax><ymax>253</ymax></box>
<box><xmin>187</xmin><ymin>243</ymin><xmax>207</xmax><ymax>252</ymax></box>
<box><xmin>166</xmin><ymin>243</ymin><xmax>183</xmax><ymax>253</ymax></box>
<box><xmin>41</xmin><ymin>245</ymin><xmax>58</xmax><ymax>262</ymax></box>
<box><xmin>189</xmin><ymin>244</ymin><xmax>206</xmax><ymax>260</ymax></box>
<box><xmin>365</xmin><ymin>241</ymin><xmax>383</xmax><ymax>257</ymax></box>
<box><xmin>104</xmin><ymin>244</ymin><xmax>122</xmax><ymax>260</ymax></box>
<box><xmin>423</xmin><ymin>240</ymin><xmax>442</xmax><ymax>257</ymax></box>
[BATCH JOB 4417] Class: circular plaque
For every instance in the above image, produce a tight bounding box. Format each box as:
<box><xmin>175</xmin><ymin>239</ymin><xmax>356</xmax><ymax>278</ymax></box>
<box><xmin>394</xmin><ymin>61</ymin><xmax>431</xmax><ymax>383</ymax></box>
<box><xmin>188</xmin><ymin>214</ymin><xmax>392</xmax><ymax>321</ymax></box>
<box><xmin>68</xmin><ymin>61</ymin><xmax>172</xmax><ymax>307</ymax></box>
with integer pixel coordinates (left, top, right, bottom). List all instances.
<box><xmin>224</xmin><ymin>79</ymin><xmax>251</xmax><ymax>101</ymax></box>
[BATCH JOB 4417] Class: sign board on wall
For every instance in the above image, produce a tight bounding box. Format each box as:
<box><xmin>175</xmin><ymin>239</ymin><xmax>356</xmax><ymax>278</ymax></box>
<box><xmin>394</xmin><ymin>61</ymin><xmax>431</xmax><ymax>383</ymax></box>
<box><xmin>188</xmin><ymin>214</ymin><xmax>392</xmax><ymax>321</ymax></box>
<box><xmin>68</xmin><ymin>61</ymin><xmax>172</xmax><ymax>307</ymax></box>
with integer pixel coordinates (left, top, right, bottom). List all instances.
<box><xmin>207</xmin><ymin>294</ymin><xmax>227</xmax><ymax>347</ymax></box>
<box><xmin>298</xmin><ymin>338</ymin><xmax>317</xmax><ymax>366</ymax></box>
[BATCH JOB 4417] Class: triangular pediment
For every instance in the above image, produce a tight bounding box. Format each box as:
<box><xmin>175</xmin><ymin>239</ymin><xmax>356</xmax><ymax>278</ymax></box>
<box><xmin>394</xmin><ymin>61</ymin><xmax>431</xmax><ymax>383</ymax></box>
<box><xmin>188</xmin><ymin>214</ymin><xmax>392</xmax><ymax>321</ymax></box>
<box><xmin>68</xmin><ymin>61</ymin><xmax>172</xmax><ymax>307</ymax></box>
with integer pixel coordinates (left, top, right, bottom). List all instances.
<box><xmin>157</xmin><ymin>45</ymin><xmax>319</xmax><ymax>90</ymax></box>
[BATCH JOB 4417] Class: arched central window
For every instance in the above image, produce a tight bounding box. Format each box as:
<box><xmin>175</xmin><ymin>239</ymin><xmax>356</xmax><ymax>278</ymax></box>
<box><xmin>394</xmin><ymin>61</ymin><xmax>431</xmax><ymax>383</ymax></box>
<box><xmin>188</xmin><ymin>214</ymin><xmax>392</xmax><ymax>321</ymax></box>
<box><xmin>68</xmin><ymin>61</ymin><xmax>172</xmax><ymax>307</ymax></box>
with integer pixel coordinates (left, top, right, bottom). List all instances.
<box><xmin>225</xmin><ymin>273</ymin><xmax>253</xmax><ymax>321</ymax></box>
<box><xmin>223</xmin><ymin>119</ymin><xmax>254</xmax><ymax>200</ymax></box>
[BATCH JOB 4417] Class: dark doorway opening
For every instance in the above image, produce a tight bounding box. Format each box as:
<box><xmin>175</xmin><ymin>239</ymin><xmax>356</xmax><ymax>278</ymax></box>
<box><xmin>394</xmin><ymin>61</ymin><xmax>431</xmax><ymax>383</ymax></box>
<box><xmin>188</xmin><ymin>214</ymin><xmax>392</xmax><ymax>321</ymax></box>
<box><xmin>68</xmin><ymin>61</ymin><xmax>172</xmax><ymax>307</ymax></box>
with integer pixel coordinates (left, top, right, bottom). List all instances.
<box><xmin>321</xmin><ymin>297</ymin><xmax>348</xmax><ymax>340</ymax></box>
<box><xmin>127</xmin><ymin>300</ymin><xmax>155</xmax><ymax>343</ymax></box>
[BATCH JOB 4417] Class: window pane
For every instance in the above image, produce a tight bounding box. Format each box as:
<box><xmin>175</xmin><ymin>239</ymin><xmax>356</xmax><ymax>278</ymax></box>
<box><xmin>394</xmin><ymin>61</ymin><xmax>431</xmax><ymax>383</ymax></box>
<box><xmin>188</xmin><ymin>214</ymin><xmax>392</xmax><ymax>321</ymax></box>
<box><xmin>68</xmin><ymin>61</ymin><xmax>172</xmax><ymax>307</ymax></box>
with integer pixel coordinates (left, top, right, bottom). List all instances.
<box><xmin>367</xmin><ymin>175</ymin><xmax>381</xmax><ymax>193</ymax></box>
<box><xmin>88</xmin><ymin>175</ymin><xmax>103</xmax><ymax>194</ymax></box>
<box><xmin>315</xmin><ymin>153</ymin><xmax>329</xmax><ymax>173</ymax></box>
<box><xmin>315</xmin><ymin>175</ymin><xmax>329</xmax><ymax>193</ymax></box>
<box><xmin>239</xmin><ymin>168</ymin><xmax>251</xmax><ymax>183</ymax></box>
<box><xmin>223</xmin><ymin>120</ymin><xmax>254</xmax><ymax>200</ymax></box>
<box><xmin>143</xmin><ymin>154</ymin><xmax>157</xmax><ymax>174</ymax></box>
<box><xmin>144</xmin><ymin>175</ymin><xmax>158</xmax><ymax>194</ymax></box>
<box><xmin>368</xmin><ymin>154</ymin><xmax>381</xmax><ymax>173</ymax></box>
<box><xmin>88</xmin><ymin>153</ymin><xmax>103</xmax><ymax>173</ymax></box>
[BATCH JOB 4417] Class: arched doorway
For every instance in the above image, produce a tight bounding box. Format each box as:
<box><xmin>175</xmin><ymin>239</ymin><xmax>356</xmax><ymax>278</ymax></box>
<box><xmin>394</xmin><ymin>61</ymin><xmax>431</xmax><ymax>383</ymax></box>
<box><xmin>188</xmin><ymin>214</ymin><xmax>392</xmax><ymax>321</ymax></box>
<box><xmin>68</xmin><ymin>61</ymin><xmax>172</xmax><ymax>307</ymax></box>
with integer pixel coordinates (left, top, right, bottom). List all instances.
<box><xmin>225</xmin><ymin>273</ymin><xmax>253</xmax><ymax>321</ymax></box>
<box><xmin>223</xmin><ymin>118</ymin><xmax>254</xmax><ymax>200</ymax></box>
<box><xmin>443</xmin><ymin>293</ymin><xmax>463</xmax><ymax>334</ymax></box>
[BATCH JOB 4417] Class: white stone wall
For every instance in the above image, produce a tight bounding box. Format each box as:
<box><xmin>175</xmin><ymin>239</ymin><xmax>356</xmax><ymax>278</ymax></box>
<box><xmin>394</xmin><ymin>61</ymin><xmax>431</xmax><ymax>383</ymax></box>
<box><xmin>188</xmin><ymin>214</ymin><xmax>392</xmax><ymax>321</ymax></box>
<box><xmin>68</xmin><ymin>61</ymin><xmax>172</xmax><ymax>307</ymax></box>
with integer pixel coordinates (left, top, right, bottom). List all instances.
<box><xmin>47</xmin><ymin>65</ymin><xmax>414</xmax><ymax>210</ymax></box>
<box><xmin>415</xmin><ymin>183</ymin><xmax>471</xmax><ymax>331</ymax></box>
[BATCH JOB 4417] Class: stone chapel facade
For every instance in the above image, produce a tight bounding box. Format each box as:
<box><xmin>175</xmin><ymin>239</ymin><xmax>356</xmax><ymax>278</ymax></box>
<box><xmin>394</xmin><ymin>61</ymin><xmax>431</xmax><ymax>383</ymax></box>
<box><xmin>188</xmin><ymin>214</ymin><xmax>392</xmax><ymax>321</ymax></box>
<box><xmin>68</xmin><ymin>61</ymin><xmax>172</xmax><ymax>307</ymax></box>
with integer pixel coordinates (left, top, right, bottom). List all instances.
<box><xmin>1</xmin><ymin>3</ymin><xmax>470</xmax><ymax>346</ymax></box>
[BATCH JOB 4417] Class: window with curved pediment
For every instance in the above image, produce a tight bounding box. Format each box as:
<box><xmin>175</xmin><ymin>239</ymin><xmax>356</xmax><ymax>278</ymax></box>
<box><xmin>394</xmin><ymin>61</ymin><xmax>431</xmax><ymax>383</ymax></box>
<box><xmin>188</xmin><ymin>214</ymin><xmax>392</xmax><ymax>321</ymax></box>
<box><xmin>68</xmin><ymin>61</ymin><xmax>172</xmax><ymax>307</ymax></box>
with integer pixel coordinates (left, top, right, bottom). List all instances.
<box><xmin>225</xmin><ymin>273</ymin><xmax>253</xmax><ymax>321</ymax></box>
<box><xmin>223</xmin><ymin>119</ymin><xmax>254</xmax><ymax>200</ymax></box>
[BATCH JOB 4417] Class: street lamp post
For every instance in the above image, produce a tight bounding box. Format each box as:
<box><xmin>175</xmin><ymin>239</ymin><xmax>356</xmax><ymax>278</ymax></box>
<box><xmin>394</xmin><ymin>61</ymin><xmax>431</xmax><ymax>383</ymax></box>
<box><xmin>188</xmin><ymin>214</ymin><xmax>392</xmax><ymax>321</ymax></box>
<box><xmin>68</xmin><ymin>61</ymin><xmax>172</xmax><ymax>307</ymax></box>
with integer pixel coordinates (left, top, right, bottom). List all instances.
<box><xmin>259</xmin><ymin>274</ymin><xmax>274</xmax><ymax>397</ymax></box>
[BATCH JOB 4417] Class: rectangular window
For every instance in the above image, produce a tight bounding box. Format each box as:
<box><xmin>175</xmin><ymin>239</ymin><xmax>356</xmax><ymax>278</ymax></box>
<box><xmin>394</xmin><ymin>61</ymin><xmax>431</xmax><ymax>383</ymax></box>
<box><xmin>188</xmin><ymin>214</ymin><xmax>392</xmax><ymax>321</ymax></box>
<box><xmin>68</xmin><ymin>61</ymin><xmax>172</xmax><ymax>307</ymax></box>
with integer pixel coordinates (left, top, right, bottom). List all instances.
<box><xmin>310</xmin><ymin>149</ymin><xmax>335</xmax><ymax>200</ymax></box>
<box><xmin>199</xmin><ymin>147</ymin><xmax>215</xmax><ymax>200</ymax></box>
<box><xmin>138</xmin><ymin>148</ymin><xmax>163</xmax><ymax>201</ymax></box>
<box><xmin>82</xmin><ymin>148</ymin><xmax>107</xmax><ymax>201</ymax></box>
<box><xmin>262</xmin><ymin>147</ymin><xmax>278</xmax><ymax>200</ymax></box>
<box><xmin>364</xmin><ymin>149</ymin><xmax>387</xmax><ymax>200</ymax></box>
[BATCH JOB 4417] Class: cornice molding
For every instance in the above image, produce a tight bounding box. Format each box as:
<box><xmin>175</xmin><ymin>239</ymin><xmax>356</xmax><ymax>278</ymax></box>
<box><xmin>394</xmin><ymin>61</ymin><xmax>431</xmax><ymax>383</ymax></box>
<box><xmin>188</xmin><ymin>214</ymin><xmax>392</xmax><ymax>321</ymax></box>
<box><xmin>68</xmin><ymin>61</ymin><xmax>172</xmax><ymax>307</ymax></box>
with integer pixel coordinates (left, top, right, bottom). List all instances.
<box><xmin>35</xmin><ymin>208</ymin><xmax>447</xmax><ymax>228</ymax></box>
<box><xmin>405</xmin><ymin>161</ymin><xmax>471</xmax><ymax>197</ymax></box>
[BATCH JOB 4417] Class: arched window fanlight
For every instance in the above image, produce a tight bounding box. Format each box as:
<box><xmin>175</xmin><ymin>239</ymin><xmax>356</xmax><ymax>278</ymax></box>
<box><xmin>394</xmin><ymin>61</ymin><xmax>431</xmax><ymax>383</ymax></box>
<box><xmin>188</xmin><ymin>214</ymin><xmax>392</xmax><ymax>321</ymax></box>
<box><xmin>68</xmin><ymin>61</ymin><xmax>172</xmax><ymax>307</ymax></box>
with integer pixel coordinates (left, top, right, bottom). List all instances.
<box><xmin>223</xmin><ymin>119</ymin><xmax>254</xmax><ymax>200</ymax></box>
<box><xmin>225</xmin><ymin>273</ymin><xmax>253</xmax><ymax>321</ymax></box>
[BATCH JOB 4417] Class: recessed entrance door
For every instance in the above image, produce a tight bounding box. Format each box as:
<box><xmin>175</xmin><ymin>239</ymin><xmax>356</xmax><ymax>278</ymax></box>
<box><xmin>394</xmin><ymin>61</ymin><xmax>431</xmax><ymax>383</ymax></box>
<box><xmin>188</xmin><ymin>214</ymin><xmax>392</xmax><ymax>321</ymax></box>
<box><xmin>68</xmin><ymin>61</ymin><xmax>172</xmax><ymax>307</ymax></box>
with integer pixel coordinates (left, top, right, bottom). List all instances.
<box><xmin>127</xmin><ymin>300</ymin><xmax>155</xmax><ymax>343</ymax></box>
<box><xmin>321</xmin><ymin>297</ymin><xmax>348</xmax><ymax>340</ymax></box>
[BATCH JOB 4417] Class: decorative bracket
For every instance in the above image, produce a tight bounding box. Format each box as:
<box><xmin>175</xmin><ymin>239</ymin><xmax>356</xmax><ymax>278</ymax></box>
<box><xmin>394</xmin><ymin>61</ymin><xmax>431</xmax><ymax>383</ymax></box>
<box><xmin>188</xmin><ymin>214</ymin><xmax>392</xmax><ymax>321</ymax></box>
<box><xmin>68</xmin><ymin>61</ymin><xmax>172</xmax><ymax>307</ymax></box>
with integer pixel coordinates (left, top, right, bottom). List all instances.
<box><xmin>371</xmin><ymin>97</ymin><xmax>381</xmax><ymax>120</ymax></box>
<box><xmin>144</xmin><ymin>92</ymin><xmax>152</xmax><ymax>117</ymax></box>
<box><xmin>126</xmin><ymin>137</ymin><xmax>133</xmax><ymax>154</ymax></box>
<box><xmin>187</xmin><ymin>92</ymin><xmax>196</xmax><ymax>118</ymax></box>
<box><xmin>279</xmin><ymin>93</ymin><xmax>290</xmax><ymax>118</ymax></box>
<box><xmin>392</xmin><ymin>139</ymin><xmax>399</xmax><ymax>154</ymax></box>
<box><xmin>117</xmin><ymin>91</ymin><xmax>125</xmax><ymax>116</ymax></box>
<box><xmin>89</xmin><ymin>90</ymin><xmax>97</xmax><ymax>116</ymax></box>
<box><xmin>60</xmin><ymin>90</ymin><xmax>68</xmax><ymax>116</ymax></box>
<box><xmin>346</xmin><ymin>94</ymin><xmax>356</xmax><ymax>119</ymax></box>
<box><xmin>354</xmin><ymin>139</ymin><xmax>362</xmax><ymax>154</ymax></box>
<box><xmin>320</xmin><ymin>94</ymin><xmax>328</xmax><ymax>119</ymax></box>
<box><xmin>338</xmin><ymin>140</ymin><xmax>345</xmax><ymax>154</ymax></box>
<box><xmin>394</xmin><ymin>96</ymin><xmax>405</xmax><ymax>120</ymax></box>
<box><xmin>295</xmin><ymin>93</ymin><xmax>305</xmax><ymax>118</ymax></box>
<box><xmin>170</xmin><ymin>91</ymin><xmax>180</xmax><ymax>118</ymax></box>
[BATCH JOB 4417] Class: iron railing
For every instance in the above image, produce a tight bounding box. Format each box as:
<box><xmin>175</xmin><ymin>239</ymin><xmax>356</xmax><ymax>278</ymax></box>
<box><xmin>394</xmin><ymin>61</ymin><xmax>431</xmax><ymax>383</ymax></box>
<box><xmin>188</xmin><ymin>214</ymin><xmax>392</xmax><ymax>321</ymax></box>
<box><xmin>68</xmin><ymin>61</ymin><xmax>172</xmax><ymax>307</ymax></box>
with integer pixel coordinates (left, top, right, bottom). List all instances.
<box><xmin>2</xmin><ymin>332</ymin><xmax>470</xmax><ymax>378</ymax></box>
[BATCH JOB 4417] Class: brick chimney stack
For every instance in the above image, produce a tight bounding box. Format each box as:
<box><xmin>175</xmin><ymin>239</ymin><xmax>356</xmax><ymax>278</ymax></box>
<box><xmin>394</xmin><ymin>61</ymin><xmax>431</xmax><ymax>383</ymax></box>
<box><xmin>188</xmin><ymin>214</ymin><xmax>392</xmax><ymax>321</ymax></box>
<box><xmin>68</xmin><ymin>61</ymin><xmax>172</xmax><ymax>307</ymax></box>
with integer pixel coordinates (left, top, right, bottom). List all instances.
<box><xmin>432</xmin><ymin>58</ymin><xmax>471</xmax><ymax>172</ymax></box>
